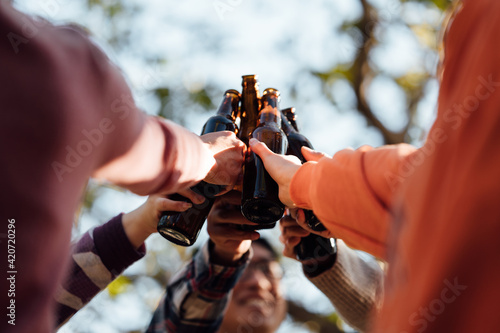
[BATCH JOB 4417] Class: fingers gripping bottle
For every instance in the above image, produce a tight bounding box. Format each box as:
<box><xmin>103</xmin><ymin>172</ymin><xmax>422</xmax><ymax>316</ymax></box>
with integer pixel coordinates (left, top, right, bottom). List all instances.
<box><xmin>280</xmin><ymin>107</ymin><xmax>336</xmax><ymax>261</ymax></box>
<box><xmin>157</xmin><ymin>90</ymin><xmax>240</xmax><ymax>246</ymax></box>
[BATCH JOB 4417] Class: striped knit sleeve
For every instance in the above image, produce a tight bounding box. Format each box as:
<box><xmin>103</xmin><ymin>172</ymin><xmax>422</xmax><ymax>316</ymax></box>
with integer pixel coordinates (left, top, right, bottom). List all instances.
<box><xmin>55</xmin><ymin>214</ymin><xmax>146</xmax><ymax>327</ymax></box>
<box><xmin>306</xmin><ymin>240</ymin><xmax>384</xmax><ymax>332</ymax></box>
<box><xmin>147</xmin><ymin>240</ymin><xmax>250</xmax><ymax>333</ymax></box>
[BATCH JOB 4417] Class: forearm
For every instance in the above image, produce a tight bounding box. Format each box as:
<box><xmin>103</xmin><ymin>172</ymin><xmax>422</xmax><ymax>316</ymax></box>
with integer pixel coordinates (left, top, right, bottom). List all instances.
<box><xmin>290</xmin><ymin>144</ymin><xmax>416</xmax><ymax>259</ymax></box>
<box><xmin>82</xmin><ymin>33</ymin><xmax>215</xmax><ymax>196</ymax></box>
<box><xmin>93</xmin><ymin>116</ymin><xmax>215</xmax><ymax>196</ymax></box>
<box><xmin>122</xmin><ymin>205</ymin><xmax>155</xmax><ymax>249</ymax></box>
<box><xmin>305</xmin><ymin>240</ymin><xmax>384</xmax><ymax>332</ymax></box>
<box><xmin>55</xmin><ymin>215</ymin><xmax>146</xmax><ymax>327</ymax></box>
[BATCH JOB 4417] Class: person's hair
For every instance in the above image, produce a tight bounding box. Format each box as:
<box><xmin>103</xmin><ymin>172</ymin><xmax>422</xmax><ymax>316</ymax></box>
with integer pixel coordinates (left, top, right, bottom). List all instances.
<box><xmin>252</xmin><ymin>238</ymin><xmax>279</xmax><ymax>260</ymax></box>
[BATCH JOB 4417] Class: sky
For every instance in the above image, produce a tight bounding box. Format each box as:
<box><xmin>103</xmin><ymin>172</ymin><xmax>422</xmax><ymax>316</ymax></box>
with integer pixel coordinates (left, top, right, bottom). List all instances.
<box><xmin>13</xmin><ymin>0</ymin><xmax>443</xmax><ymax>332</ymax></box>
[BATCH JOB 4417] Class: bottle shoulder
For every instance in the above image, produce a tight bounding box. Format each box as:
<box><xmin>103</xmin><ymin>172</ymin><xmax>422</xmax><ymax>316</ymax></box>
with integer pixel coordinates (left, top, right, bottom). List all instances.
<box><xmin>286</xmin><ymin>132</ymin><xmax>313</xmax><ymax>149</ymax></box>
<box><xmin>206</xmin><ymin>115</ymin><xmax>234</xmax><ymax>123</ymax></box>
<box><xmin>251</xmin><ymin>124</ymin><xmax>285</xmax><ymax>140</ymax></box>
<box><xmin>253</xmin><ymin>122</ymin><xmax>282</xmax><ymax>132</ymax></box>
<box><xmin>202</xmin><ymin>116</ymin><xmax>236</xmax><ymax>134</ymax></box>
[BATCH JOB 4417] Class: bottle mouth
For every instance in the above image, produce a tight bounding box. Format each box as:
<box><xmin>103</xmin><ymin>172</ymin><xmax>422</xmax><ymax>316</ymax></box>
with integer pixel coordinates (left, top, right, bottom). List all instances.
<box><xmin>158</xmin><ymin>228</ymin><xmax>193</xmax><ymax>246</ymax></box>
<box><xmin>238</xmin><ymin>222</ymin><xmax>276</xmax><ymax>231</ymax></box>
<box><xmin>225</xmin><ymin>89</ymin><xmax>241</xmax><ymax>98</ymax></box>
<box><xmin>241</xmin><ymin>199</ymin><xmax>284</xmax><ymax>224</ymax></box>
<box><xmin>262</xmin><ymin>88</ymin><xmax>280</xmax><ymax>97</ymax></box>
<box><xmin>242</xmin><ymin>74</ymin><xmax>258</xmax><ymax>80</ymax></box>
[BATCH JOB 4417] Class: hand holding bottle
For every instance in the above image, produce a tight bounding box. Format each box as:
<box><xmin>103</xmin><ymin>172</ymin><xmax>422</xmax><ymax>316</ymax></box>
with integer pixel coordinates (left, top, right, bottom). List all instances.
<box><xmin>293</xmin><ymin>208</ymin><xmax>336</xmax><ymax>239</ymax></box>
<box><xmin>280</xmin><ymin>211</ymin><xmax>337</xmax><ymax>277</ymax></box>
<box><xmin>122</xmin><ymin>194</ymin><xmax>195</xmax><ymax>249</ymax></box>
<box><xmin>279</xmin><ymin>213</ymin><xmax>310</xmax><ymax>259</ymax></box>
<box><xmin>201</xmin><ymin>131</ymin><xmax>246</xmax><ymax>191</ymax></box>
<box><xmin>248</xmin><ymin>138</ymin><xmax>302</xmax><ymax>207</ymax></box>
<box><xmin>206</xmin><ymin>191</ymin><xmax>260</xmax><ymax>265</ymax></box>
<box><xmin>241</xmin><ymin>88</ymin><xmax>288</xmax><ymax>225</ymax></box>
<box><xmin>249</xmin><ymin>140</ymin><xmax>330</xmax><ymax>208</ymax></box>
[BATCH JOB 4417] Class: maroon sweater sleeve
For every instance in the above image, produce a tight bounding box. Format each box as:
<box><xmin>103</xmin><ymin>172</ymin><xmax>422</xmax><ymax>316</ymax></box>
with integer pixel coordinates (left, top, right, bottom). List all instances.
<box><xmin>0</xmin><ymin>4</ymin><xmax>211</xmax><ymax>333</ymax></box>
<box><xmin>55</xmin><ymin>214</ymin><xmax>145</xmax><ymax>327</ymax></box>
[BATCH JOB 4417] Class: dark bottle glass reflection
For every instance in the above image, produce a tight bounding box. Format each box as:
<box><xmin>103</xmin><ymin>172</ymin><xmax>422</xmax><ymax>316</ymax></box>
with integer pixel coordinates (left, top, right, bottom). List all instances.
<box><xmin>157</xmin><ymin>90</ymin><xmax>240</xmax><ymax>246</ymax></box>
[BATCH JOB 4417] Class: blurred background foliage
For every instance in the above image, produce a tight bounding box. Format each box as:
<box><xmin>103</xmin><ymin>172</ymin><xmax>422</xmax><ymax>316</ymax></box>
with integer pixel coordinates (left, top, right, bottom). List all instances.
<box><xmin>15</xmin><ymin>0</ymin><xmax>453</xmax><ymax>332</ymax></box>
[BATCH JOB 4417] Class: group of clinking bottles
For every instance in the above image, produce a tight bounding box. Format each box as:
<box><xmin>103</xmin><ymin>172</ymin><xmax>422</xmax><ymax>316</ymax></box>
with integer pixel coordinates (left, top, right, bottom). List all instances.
<box><xmin>157</xmin><ymin>74</ymin><xmax>336</xmax><ymax>260</ymax></box>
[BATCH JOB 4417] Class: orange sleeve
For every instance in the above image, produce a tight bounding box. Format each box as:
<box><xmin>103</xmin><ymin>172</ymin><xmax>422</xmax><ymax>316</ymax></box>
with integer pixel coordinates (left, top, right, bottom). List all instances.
<box><xmin>290</xmin><ymin>144</ymin><xmax>416</xmax><ymax>259</ymax></box>
<box><xmin>374</xmin><ymin>1</ymin><xmax>500</xmax><ymax>332</ymax></box>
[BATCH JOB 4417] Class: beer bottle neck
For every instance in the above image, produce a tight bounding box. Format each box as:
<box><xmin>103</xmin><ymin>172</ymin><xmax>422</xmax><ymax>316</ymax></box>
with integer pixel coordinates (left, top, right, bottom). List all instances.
<box><xmin>241</xmin><ymin>82</ymin><xmax>260</xmax><ymax>106</ymax></box>
<box><xmin>281</xmin><ymin>107</ymin><xmax>299</xmax><ymax>132</ymax></box>
<box><xmin>258</xmin><ymin>104</ymin><xmax>281</xmax><ymax>127</ymax></box>
<box><xmin>258</xmin><ymin>88</ymin><xmax>281</xmax><ymax>127</ymax></box>
<box><xmin>216</xmin><ymin>90</ymin><xmax>240</xmax><ymax>120</ymax></box>
<box><xmin>280</xmin><ymin>112</ymin><xmax>296</xmax><ymax>135</ymax></box>
<box><xmin>242</xmin><ymin>76</ymin><xmax>260</xmax><ymax>101</ymax></box>
<box><xmin>240</xmin><ymin>76</ymin><xmax>261</xmax><ymax>141</ymax></box>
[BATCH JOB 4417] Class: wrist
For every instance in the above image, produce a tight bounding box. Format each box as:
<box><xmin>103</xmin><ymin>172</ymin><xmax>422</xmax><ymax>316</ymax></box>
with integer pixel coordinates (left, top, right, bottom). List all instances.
<box><xmin>209</xmin><ymin>239</ymin><xmax>248</xmax><ymax>266</ymax></box>
<box><xmin>122</xmin><ymin>209</ymin><xmax>154</xmax><ymax>250</ymax></box>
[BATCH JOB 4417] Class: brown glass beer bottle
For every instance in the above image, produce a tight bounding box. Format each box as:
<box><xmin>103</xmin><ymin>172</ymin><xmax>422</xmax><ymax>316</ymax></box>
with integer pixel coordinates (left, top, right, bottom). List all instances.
<box><xmin>157</xmin><ymin>89</ymin><xmax>240</xmax><ymax>246</ymax></box>
<box><xmin>241</xmin><ymin>88</ymin><xmax>287</xmax><ymax>226</ymax></box>
<box><xmin>236</xmin><ymin>75</ymin><xmax>273</xmax><ymax>230</ymax></box>
<box><xmin>238</xmin><ymin>75</ymin><xmax>261</xmax><ymax>145</ymax></box>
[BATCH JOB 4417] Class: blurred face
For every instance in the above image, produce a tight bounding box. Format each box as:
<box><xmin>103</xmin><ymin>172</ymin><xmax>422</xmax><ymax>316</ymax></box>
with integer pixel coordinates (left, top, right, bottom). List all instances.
<box><xmin>218</xmin><ymin>243</ymin><xmax>287</xmax><ymax>333</ymax></box>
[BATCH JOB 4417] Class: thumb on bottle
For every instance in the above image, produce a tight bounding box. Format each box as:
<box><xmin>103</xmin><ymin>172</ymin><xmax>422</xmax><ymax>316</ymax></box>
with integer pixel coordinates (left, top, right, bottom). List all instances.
<box><xmin>249</xmin><ymin>138</ymin><xmax>273</xmax><ymax>160</ymax></box>
<box><xmin>159</xmin><ymin>197</ymin><xmax>192</xmax><ymax>212</ymax></box>
<box><xmin>301</xmin><ymin>146</ymin><xmax>328</xmax><ymax>162</ymax></box>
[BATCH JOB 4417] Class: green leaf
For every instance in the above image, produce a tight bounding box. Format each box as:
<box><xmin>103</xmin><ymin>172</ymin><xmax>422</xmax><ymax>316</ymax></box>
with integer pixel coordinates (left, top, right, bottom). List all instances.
<box><xmin>189</xmin><ymin>88</ymin><xmax>215</xmax><ymax>111</ymax></box>
<box><xmin>312</xmin><ymin>63</ymin><xmax>355</xmax><ymax>85</ymax></box>
<box><xmin>404</xmin><ymin>0</ymin><xmax>453</xmax><ymax>11</ymax></box>
<box><xmin>107</xmin><ymin>275</ymin><xmax>132</xmax><ymax>298</ymax></box>
<box><xmin>154</xmin><ymin>87</ymin><xmax>170</xmax><ymax>101</ymax></box>
<box><xmin>395</xmin><ymin>71</ymin><xmax>429</xmax><ymax>93</ymax></box>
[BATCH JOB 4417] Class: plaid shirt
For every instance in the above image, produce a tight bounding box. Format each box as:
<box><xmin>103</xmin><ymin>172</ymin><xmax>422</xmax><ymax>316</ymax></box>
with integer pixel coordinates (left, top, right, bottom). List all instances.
<box><xmin>146</xmin><ymin>241</ymin><xmax>250</xmax><ymax>333</ymax></box>
<box><xmin>55</xmin><ymin>214</ymin><xmax>250</xmax><ymax>332</ymax></box>
<box><xmin>56</xmin><ymin>214</ymin><xmax>380</xmax><ymax>332</ymax></box>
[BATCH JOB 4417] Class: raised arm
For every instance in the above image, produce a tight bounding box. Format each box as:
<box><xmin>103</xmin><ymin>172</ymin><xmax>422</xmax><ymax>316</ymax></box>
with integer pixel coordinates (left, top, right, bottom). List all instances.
<box><xmin>147</xmin><ymin>191</ymin><xmax>257</xmax><ymax>332</ymax></box>
<box><xmin>280</xmin><ymin>215</ymin><xmax>384</xmax><ymax>332</ymax></box>
<box><xmin>55</xmin><ymin>195</ymin><xmax>193</xmax><ymax>327</ymax></box>
<box><xmin>251</xmin><ymin>139</ymin><xmax>416</xmax><ymax>259</ymax></box>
